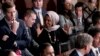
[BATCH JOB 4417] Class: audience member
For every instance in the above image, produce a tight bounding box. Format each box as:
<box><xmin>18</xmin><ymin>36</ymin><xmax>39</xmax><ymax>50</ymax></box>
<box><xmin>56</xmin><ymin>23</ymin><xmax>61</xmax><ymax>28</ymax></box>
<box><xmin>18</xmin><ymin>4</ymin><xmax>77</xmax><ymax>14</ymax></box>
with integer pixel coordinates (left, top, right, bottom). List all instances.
<box><xmin>23</xmin><ymin>9</ymin><xmax>39</xmax><ymax>56</ymax></box>
<box><xmin>35</xmin><ymin>11</ymin><xmax>69</xmax><ymax>45</ymax></box>
<box><xmin>73</xmin><ymin>2</ymin><xmax>85</xmax><ymax>33</ymax></box>
<box><xmin>0</xmin><ymin>2</ymin><xmax>33</xmax><ymax>56</ymax></box>
<box><xmin>86</xmin><ymin>27</ymin><xmax>100</xmax><ymax>56</ymax></box>
<box><xmin>88</xmin><ymin>11</ymin><xmax>100</xmax><ymax>30</ymax></box>
<box><xmin>32</xmin><ymin>0</ymin><xmax>46</xmax><ymax>26</ymax></box>
<box><xmin>39</xmin><ymin>43</ymin><xmax>55</xmax><ymax>56</ymax></box>
<box><xmin>70</xmin><ymin>33</ymin><xmax>93</xmax><ymax>56</ymax></box>
<box><xmin>59</xmin><ymin>0</ymin><xmax>76</xmax><ymax>34</ymax></box>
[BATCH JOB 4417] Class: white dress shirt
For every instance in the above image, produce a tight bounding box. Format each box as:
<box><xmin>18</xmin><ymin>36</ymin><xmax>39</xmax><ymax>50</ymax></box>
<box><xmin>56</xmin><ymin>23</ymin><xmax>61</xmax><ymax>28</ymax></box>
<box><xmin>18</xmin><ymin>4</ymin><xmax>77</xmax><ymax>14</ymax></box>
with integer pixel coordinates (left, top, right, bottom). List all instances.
<box><xmin>77</xmin><ymin>17</ymin><xmax>83</xmax><ymax>25</ymax></box>
<box><xmin>91</xmin><ymin>46</ymin><xmax>100</xmax><ymax>56</ymax></box>
<box><xmin>76</xmin><ymin>49</ymin><xmax>84</xmax><ymax>56</ymax></box>
<box><xmin>34</xmin><ymin>9</ymin><xmax>44</xmax><ymax>26</ymax></box>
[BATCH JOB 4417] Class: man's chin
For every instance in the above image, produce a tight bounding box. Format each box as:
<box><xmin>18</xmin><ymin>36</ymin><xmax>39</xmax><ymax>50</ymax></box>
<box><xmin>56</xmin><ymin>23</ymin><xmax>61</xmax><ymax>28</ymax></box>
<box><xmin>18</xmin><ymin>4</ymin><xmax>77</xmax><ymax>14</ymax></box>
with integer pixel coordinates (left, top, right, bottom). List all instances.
<box><xmin>35</xmin><ymin>7</ymin><xmax>41</xmax><ymax>9</ymax></box>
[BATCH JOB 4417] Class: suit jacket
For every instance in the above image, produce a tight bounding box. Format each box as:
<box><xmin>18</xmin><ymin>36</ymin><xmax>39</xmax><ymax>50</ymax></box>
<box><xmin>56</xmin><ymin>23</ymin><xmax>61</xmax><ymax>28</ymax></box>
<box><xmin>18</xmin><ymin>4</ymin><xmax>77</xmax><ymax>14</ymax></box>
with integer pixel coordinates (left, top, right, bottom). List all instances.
<box><xmin>31</xmin><ymin>8</ymin><xmax>47</xmax><ymax>44</ymax></box>
<box><xmin>73</xmin><ymin>18</ymin><xmax>84</xmax><ymax>33</ymax></box>
<box><xmin>85</xmin><ymin>49</ymin><xmax>95</xmax><ymax>56</ymax></box>
<box><xmin>25</xmin><ymin>27</ymin><xmax>39</xmax><ymax>56</ymax></box>
<box><xmin>0</xmin><ymin>18</ymin><xmax>30</xmax><ymax>50</ymax></box>
<box><xmin>69</xmin><ymin>50</ymin><xmax>79</xmax><ymax>56</ymax></box>
<box><xmin>32</xmin><ymin>8</ymin><xmax>46</xmax><ymax>27</ymax></box>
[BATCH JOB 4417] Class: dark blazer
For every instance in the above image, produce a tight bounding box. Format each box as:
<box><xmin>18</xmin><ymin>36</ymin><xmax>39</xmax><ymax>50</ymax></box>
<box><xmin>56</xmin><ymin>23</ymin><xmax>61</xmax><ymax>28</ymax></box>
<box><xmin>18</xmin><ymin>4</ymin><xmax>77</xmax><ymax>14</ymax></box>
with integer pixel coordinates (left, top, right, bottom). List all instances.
<box><xmin>72</xmin><ymin>17</ymin><xmax>84</xmax><ymax>33</ymax></box>
<box><xmin>31</xmin><ymin>8</ymin><xmax>47</xmax><ymax>44</ymax></box>
<box><xmin>32</xmin><ymin>8</ymin><xmax>46</xmax><ymax>27</ymax></box>
<box><xmin>25</xmin><ymin>27</ymin><xmax>39</xmax><ymax>56</ymax></box>
<box><xmin>85</xmin><ymin>49</ymin><xmax>95</xmax><ymax>56</ymax></box>
<box><xmin>33</xmin><ymin>27</ymin><xmax>69</xmax><ymax>45</ymax></box>
<box><xmin>69</xmin><ymin>50</ymin><xmax>79</xmax><ymax>56</ymax></box>
<box><xmin>0</xmin><ymin>18</ymin><xmax>30</xmax><ymax>50</ymax></box>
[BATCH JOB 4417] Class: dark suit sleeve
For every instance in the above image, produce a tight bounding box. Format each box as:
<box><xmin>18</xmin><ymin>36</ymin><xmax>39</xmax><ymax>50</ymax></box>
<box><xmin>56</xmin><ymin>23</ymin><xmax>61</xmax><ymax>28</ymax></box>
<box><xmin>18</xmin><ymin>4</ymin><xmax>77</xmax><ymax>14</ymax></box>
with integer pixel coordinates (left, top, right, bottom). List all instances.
<box><xmin>0</xmin><ymin>27</ymin><xmax>17</xmax><ymax>49</ymax></box>
<box><xmin>16</xmin><ymin>29</ymin><xmax>39</xmax><ymax>50</ymax></box>
<box><xmin>15</xmin><ymin>20</ymin><xmax>30</xmax><ymax>49</ymax></box>
<box><xmin>6</xmin><ymin>31</ymin><xmax>17</xmax><ymax>49</ymax></box>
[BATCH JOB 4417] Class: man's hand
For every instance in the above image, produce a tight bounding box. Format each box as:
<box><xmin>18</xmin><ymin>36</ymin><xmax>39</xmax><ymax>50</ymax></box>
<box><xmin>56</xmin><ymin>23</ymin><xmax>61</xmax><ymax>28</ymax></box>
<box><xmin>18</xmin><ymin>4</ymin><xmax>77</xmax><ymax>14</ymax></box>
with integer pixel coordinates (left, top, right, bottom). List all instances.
<box><xmin>36</xmin><ymin>23</ymin><xmax>43</xmax><ymax>37</ymax></box>
<box><xmin>2</xmin><ymin>35</ymin><xmax>9</xmax><ymax>41</ymax></box>
<box><xmin>11</xmin><ymin>19</ymin><xmax>19</xmax><ymax>35</ymax></box>
<box><xmin>63</xmin><ymin>24</ymin><xmax>72</xmax><ymax>34</ymax></box>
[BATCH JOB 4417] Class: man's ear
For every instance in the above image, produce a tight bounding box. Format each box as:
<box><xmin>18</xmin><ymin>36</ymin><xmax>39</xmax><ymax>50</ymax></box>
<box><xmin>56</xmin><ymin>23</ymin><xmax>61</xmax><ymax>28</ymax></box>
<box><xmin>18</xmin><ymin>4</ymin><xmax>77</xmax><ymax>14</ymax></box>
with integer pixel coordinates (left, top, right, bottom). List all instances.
<box><xmin>84</xmin><ymin>45</ymin><xmax>88</xmax><ymax>50</ymax></box>
<box><xmin>24</xmin><ymin>16</ymin><xmax>27</xmax><ymax>21</ymax></box>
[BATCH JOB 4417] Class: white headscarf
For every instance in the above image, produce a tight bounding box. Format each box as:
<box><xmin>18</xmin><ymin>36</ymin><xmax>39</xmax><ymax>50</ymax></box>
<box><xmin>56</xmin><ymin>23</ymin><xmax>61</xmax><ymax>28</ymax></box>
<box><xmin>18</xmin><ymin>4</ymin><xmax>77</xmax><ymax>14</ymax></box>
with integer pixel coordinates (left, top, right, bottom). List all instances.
<box><xmin>45</xmin><ymin>11</ymin><xmax>60</xmax><ymax>32</ymax></box>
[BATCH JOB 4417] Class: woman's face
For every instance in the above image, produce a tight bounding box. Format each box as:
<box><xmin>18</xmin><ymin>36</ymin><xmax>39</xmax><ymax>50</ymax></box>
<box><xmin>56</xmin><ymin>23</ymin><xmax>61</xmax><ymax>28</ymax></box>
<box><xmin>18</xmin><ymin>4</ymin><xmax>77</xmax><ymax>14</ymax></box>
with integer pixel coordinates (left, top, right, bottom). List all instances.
<box><xmin>45</xmin><ymin>15</ymin><xmax>53</xmax><ymax>28</ymax></box>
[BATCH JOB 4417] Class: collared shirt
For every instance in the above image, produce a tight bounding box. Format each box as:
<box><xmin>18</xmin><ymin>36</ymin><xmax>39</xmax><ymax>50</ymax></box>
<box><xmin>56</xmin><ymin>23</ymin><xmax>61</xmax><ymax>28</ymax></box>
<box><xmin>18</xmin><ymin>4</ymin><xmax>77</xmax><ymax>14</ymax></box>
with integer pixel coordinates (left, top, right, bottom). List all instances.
<box><xmin>76</xmin><ymin>49</ymin><xmax>84</xmax><ymax>56</ymax></box>
<box><xmin>34</xmin><ymin>8</ymin><xmax>42</xmax><ymax>14</ymax></box>
<box><xmin>77</xmin><ymin>16</ymin><xmax>83</xmax><ymax>25</ymax></box>
<box><xmin>5</xmin><ymin>18</ymin><xmax>12</xmax><ymax>30</ymax></box>
<box><xmin>78</xmin><ymin>17</ymin><xmax>82</xmax><ymax>24</ymax></box>
<box><xmin>91</xmin><ymin>46</ymin><xmax>100</xmax><ymax>56</ymax></box>
<box><xmin>34</xmin><ymin>8</ymin><xmax>44</xmax><ymax>26</ymax></box>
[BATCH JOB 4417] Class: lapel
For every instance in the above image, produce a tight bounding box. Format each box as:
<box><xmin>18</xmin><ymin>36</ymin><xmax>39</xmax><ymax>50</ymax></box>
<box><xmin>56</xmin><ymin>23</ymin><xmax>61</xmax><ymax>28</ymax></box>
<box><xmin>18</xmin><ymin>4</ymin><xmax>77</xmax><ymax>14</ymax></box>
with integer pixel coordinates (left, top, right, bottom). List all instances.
<box><xmin>0</xmin><ymin>18</ymin><xmax>10</xmax><ymax>29</ymax></box>
<box><xmin>32</xmin><ymin>8</ymin><xmax>46</xmax><ymax>26</ymax></box>
<box><xmin>98</xmin><ymin>48</ymin><xmax>100</xmax><ymax>53</ymax></box>
<box><xmin>33</xmin><ymin>8</ymin><xmax>46</xmax><ymax>17</ymax></box>
<box><xmin>85</xmin><ymin>49</ymin><xmax>95</xmax><ymax>56</ymax></box>
<box><xmin>70</xmin><ymin>50</ymin><xmax>79</xmax><ymax>56</ymax></box>
<box><xmin>33</xmin><ymin>8</ymin><xmax>41</xmax><ymax>24</ymax></box>
<box><xmin>89</xmin><ymin>49</ymin><xmax>95</xmax><ymax>56</ymax></box>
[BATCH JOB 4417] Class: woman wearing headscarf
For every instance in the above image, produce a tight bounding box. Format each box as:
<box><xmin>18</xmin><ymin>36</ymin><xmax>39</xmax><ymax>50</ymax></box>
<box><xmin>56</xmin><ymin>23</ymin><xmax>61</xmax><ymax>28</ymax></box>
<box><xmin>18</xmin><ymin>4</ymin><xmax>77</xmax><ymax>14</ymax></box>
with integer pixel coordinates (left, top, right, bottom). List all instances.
<box><xmin>34</xmin><ymin>11</ymin><xmax>69</xmax><ymax>45</ymax></box>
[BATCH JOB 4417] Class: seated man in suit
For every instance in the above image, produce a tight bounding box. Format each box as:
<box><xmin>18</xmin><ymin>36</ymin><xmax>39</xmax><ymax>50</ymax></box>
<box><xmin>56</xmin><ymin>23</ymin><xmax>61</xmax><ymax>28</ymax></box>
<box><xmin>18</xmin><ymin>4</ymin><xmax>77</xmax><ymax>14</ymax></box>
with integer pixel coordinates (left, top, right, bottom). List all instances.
<box><xmin>88</xmin><ymin>11</ymin><xmax>100</xmax><ymax>29</ymax></box>
<box><xmin>32</xmin><ymin>0</ymin><xmax>46</xmax><ymax>26</ymax></box>
<box><xmin>86</xmin><ymin>27</ymin><xmax>100</xmax><ymax>56</ymax></box>
<box><xmin>0</xmin><ymin>2</ymin><xmax>33</xmax><ymax>56</ymax></box>
<box><xmin>23</xmin><ymin>9</ymin><xmax>39</xmax><ymax>55</ymax></box>
<box><xmin>31</xmin><ymin>0</ymin><xmax>47</xmax><ymax>44</ymax></box>
<box><xmin>70</xmin><ymin>33</ymin><xmax>93</xmax><ymax>56</ymax></box>
<box><xmin>86</xmin><ymin>11</ymin><xmax>100</xmax><ymax>56</ymax></box>
<box><xmin>73</xmin><ymin>2</ymin><xmax>85</xmax><ymax>33</ymax></box>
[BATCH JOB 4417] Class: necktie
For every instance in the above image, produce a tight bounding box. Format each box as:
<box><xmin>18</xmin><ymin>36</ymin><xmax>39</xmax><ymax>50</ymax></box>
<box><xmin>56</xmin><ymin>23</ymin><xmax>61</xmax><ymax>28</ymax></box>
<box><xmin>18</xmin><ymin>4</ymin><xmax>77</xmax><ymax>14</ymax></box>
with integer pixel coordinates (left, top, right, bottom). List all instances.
<box><xmin>96</xmin><ymin>50</ymin><xmax>99</xmax><ymax>56</ymax></box>
<box><xmin>77</xmin><ymin>19</ymin><xmax>82</xmax><ymax>26</ymax></box>
<box><xmin>26</xmin><ymin>28</ymin><xmax>32</xmax><ymax>41</ymax></box>
<box><xmin>38</xmin><ymin>11</ymin><xmax>44</xmax><ymax>26</ymax></box>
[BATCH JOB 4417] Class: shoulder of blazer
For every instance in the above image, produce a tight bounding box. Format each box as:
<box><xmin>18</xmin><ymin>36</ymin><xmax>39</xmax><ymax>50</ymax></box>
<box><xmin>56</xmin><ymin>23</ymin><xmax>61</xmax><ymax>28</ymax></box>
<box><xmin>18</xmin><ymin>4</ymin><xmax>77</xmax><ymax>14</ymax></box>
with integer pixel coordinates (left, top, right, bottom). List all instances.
<box><xmin>0</xmin><ymin>18</ymin><xmax>8</xmax><ymax>27</ymax></box>
<box><xmin>70</xmin><ymin>50</ymin><xmax>79</xmax><ymax>56</ymax></box>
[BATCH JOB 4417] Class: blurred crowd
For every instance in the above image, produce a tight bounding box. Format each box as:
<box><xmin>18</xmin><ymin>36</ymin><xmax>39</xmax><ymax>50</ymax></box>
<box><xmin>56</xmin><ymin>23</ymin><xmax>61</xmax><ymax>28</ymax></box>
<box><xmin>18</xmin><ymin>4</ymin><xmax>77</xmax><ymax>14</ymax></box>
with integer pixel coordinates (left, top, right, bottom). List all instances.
<box><xmin>0</xmin><ymin>0</ymin><xmax>100</xmax><ymax>56</ymax></box>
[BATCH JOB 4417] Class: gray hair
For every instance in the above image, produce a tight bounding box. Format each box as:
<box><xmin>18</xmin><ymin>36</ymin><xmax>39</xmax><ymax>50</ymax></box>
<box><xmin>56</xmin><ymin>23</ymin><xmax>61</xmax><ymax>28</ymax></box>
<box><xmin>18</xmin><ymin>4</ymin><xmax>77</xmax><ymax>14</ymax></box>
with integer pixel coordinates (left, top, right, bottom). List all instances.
<box><xmin>75</xmin><ymin>33</ymin><xmax>93</xmax><ymax>49</ymax></box>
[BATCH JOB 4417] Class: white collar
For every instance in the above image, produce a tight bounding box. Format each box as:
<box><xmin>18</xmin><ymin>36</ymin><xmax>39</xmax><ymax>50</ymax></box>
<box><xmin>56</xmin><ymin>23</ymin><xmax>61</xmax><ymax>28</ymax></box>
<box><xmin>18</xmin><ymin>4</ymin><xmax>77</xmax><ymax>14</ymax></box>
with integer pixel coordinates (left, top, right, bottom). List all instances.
<box><xmin>91</xmin><ymin>46</ymin><xmax>100</xmax><ymax>56</ymax></box>
<box><xmin>45</xmin><ymin>25</ymin><xmax>60</xmax><ymax>32</ymax></box>
<box><xmin>24</xmin><ymin>22</ymin><xmax>29</xmax><ymax>30</ymax></box>
<box><xmin>76</xmin><ymin>49</ymin><xmax>84</xmax><ymax>56</ymax></box>
<box><xmin>78</xmin><ymin>17</ymin><xmax>82</xmax><ymax>20</ymax></box>
<box><xmin>5</xmin><ymin>18</ymin><xmax>12</xmax><ymax>29</ymax></box>
<box><xmin>34</xmin><ymin>8</ymin><xmax>42</xmax><ymax>13</ymax></box>
<box><xmin>92</xmin><ymin>46</ymin><xmax>99</xmax><ymax>52</ymax></box>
